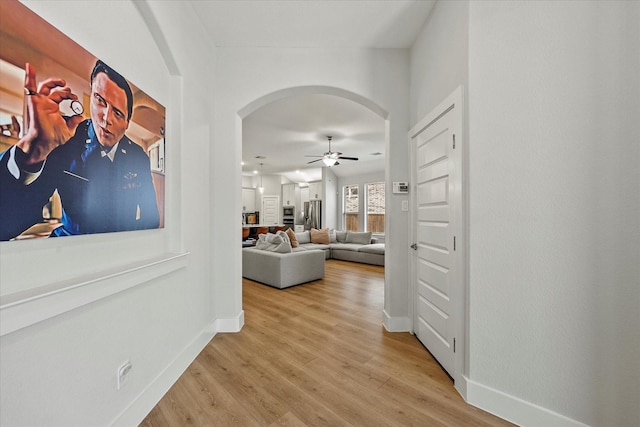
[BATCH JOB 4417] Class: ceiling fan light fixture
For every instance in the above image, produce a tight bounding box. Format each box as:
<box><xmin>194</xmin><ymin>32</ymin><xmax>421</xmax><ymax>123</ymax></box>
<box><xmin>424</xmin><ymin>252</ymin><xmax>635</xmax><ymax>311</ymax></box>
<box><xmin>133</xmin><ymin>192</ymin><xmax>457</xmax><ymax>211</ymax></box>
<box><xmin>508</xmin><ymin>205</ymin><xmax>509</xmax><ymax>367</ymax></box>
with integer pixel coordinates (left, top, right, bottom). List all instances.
<box><xmin>323</xmin><ymin>157</ymin><xmax>337</xmax><ymax>167</ymax></box>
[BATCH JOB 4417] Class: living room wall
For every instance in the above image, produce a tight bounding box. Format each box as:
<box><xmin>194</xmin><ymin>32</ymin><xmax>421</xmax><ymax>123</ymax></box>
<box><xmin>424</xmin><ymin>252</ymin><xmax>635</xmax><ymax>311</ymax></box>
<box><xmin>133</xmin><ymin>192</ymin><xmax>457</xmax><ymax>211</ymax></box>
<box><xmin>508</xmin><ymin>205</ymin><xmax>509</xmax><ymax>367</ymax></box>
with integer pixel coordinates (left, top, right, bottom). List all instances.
<box><xmin>322</xmin><ymin>167</ymin><xmax>339</xmax><ymax>230</ymax></box>
<box><xmin>0</xmin><ymin>1</ymin><xmax>223</xmax><ymax>425</ymax></box>
<box><xmin>337</xmin><ymin>170</ymin><xmax>385</xmax><ymax>233</ymax></box>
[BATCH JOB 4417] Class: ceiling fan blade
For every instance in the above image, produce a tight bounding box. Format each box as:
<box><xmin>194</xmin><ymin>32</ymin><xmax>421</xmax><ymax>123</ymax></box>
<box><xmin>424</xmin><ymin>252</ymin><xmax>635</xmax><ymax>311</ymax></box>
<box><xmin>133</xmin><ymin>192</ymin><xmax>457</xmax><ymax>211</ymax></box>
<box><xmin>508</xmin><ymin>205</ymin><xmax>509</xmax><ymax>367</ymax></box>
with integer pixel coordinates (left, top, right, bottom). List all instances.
<box><xmin>338</xmin><ymin>156</ymin><xmax>359</xmax><ymax>161</ymax></box>
<box><xmin>307</xmin><ymin>158</ymin><xmax>323</xmax><ymax>164</ymax></box>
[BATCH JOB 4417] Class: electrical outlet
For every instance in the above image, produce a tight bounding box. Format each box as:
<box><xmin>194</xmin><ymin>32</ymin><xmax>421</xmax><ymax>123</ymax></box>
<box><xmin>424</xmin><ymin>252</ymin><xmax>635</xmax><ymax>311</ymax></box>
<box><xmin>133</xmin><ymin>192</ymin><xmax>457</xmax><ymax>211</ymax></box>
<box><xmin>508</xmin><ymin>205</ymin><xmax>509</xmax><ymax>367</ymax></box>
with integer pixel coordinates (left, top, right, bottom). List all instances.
<box><xmin>117</xmin><ymin>361</ymin><xmax>132</xmax><ymax>390</ymax></box>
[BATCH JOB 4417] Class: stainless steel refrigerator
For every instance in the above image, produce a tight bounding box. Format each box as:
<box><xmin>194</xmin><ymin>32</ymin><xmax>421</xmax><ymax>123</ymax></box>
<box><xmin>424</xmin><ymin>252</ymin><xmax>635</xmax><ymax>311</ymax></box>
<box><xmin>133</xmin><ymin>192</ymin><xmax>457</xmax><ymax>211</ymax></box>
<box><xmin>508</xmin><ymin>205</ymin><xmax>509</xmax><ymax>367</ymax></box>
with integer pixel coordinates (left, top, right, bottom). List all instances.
<box><xmin>303</xmin><ymin>200</ymin><xmax>321</xmax><ymax>230</ymax></box>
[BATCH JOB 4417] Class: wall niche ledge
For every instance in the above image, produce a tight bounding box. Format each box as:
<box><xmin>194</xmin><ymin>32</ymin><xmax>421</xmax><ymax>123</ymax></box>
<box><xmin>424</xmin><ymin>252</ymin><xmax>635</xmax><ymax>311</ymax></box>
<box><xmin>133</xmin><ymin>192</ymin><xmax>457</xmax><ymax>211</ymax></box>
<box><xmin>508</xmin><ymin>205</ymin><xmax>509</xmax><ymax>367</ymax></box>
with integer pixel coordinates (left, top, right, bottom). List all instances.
<box><xmin>0</xmin><ymin>252</ymin><xmax>190</xmax><ymax>336</ymax></box>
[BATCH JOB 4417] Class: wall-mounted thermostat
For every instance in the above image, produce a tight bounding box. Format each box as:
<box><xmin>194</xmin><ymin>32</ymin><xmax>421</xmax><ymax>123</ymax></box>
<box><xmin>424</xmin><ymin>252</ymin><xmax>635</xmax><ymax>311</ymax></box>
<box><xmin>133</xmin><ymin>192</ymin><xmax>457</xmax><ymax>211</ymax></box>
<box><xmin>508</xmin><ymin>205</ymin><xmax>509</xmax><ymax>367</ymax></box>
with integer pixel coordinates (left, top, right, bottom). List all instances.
<box><xmin>393</xmin><ymin>182</ymin><xmax>409</xmax><ymax>194</ymax></box>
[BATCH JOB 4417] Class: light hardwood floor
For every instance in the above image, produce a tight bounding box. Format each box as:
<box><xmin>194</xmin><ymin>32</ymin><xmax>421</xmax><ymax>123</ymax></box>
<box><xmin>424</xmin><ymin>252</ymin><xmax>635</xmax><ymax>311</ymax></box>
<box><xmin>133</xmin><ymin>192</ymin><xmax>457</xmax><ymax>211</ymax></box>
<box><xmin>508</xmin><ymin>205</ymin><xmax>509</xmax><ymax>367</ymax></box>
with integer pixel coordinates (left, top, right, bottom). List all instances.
<box><xmin>141</xmin><ymin>260</ymin><xmax>514</xmax><ymax>426</ymax></box>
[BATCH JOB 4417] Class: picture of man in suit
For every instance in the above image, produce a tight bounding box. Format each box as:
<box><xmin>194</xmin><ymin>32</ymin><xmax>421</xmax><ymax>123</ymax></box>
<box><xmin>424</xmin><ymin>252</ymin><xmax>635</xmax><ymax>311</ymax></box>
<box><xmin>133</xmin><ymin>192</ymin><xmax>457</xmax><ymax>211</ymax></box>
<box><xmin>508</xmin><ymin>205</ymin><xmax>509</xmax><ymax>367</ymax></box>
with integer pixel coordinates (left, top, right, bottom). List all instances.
<box><xmin>0</xmin><ymin>60</ymin><xmax>160</xmax><ymax>240</ymax></box>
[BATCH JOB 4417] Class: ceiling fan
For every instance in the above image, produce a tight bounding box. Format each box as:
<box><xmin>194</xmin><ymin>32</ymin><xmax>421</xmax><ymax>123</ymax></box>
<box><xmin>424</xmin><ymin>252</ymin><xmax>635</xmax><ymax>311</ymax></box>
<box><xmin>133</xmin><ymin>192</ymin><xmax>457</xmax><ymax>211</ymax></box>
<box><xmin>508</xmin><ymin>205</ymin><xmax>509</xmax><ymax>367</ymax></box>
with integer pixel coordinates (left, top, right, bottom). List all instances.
<box><xmin>306</xmin><ymin>136</ymin><xmax>359</xmax><ymax>166</ymax></box>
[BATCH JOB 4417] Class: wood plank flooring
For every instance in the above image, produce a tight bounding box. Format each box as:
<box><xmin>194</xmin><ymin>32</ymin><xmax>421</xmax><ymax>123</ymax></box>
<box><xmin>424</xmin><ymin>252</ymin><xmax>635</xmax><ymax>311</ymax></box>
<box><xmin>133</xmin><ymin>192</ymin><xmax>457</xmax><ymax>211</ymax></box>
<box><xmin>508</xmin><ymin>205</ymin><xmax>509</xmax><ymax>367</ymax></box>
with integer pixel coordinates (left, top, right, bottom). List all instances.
<box><xmin>141</xmin><ymin>260</ymin><xmax>514</xmax><ymax>426</ymax></box>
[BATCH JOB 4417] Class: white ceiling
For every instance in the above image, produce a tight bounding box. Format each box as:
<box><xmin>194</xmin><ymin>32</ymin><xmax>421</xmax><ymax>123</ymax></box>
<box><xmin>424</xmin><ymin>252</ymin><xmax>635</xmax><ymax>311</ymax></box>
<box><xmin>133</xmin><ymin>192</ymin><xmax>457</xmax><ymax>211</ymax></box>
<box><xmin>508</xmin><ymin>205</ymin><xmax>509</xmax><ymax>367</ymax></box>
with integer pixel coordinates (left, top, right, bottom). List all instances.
<box><xmin>190</xmin><ymin>0</ymin><xmax>436</xmax><ymax>49</ymax></box>
<box><xmin>242</xmin><ymin>93</ymin><xmax>386</xmax><ymax>183</ymax></box>
<box><xmin>189</xmin><ymin>0</ymin><xmax>436</xmax><ymax>183</ymax></box>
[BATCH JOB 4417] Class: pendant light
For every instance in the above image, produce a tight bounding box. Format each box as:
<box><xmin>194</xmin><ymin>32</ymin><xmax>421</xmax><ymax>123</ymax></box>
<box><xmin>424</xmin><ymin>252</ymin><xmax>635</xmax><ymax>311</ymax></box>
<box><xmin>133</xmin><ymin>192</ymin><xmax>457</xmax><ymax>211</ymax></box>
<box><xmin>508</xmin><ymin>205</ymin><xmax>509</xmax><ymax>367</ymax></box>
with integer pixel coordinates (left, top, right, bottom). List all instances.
<box><xmin>258</xmin><ymin>163</ymin><xmax>264</xmax><ymax>194</ymax></box>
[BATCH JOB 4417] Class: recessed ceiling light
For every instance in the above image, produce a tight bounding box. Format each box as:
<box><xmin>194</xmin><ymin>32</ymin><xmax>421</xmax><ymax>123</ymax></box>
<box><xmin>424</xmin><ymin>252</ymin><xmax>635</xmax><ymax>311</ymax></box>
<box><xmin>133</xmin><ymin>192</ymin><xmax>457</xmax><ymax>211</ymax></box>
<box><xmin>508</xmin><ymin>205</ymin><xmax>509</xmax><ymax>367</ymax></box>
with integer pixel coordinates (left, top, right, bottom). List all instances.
<box><xmin>241</xmin><ymin>161</ymin><xmax>245</xmax><ymax>165</ymax></box>
<box><xmin>253</xmin><ymin>170</ymin><xmax>258</xmax><ymax>174</ymax></box>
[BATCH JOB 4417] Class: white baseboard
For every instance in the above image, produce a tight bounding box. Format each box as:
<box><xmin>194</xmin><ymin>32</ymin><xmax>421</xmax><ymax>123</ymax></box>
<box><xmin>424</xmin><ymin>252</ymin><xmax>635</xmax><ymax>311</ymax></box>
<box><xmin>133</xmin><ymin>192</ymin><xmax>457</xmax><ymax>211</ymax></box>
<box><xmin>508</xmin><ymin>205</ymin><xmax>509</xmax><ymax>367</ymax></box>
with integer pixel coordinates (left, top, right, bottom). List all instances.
<box><xmin>215</xmin><ymin>310</ymin><xmax>245</xmax><ymax>333</ymax></box>
<box><xmin>111</xmin><ymin>312</ymin><xmax>245</xmax><ymax>426</ymax></box>
<box><xmin>463</xmin><ymin>376</ymin><xmax>589</xmax><ymax>427</ymax></box>
<box><xmin>382</xmin><ymin>310</ymin><xmax>411</xmax><ymax>332</ymax></box>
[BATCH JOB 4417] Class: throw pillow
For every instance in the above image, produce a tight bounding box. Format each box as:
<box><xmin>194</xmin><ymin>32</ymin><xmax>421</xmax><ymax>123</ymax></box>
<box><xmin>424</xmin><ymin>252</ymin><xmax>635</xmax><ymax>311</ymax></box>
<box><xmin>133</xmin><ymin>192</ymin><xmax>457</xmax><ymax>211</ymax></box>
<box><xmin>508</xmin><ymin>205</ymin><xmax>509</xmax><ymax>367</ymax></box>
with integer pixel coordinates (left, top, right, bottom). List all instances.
<box><xmin>345</xmin><ymin>231</ymin><xmax>372</xmax><ymax>245</ymax></box>
<box><xmin>329</xmin><ymin>228</ymin><xmax>337</xmax><ymax>243</ymax></box>
<box><xmin>277</xmin><ymin>230</ymin><xmax>290</xmax><ymax>245</ymax></box>
<box><xmin>295</xmin><ymin>230</ymin><xmax>311</xmax><ymax>244</ymax></box>
<box><xmin>255</xmin><ymin>233</ymin><xmax>292</xmax><ymax>253</ymax></box>
<box><xmin>285</xmin><ymin>228</ymin><xmax>299</xmax><ymax>248</ymax></box>
<box><xmin>336</xmin><ymin>230</ymin><xmax>347</xmax><ymax>242</ymax></box>
<box><xmin>310</xmin><ymin>228</ymin><xmax>330</xmax><ymax>244</ymax></box>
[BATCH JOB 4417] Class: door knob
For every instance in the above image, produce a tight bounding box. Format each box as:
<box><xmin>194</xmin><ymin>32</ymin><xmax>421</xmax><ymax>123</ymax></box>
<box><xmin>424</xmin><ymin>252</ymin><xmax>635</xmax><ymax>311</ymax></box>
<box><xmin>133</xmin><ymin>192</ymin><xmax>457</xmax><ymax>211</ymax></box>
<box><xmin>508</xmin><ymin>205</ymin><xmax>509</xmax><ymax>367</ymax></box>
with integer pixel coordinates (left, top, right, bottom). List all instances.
<box><xmin>411</xmin><ymin>243</ymin><xmax>418</xmax><ymax>250</ymax></box>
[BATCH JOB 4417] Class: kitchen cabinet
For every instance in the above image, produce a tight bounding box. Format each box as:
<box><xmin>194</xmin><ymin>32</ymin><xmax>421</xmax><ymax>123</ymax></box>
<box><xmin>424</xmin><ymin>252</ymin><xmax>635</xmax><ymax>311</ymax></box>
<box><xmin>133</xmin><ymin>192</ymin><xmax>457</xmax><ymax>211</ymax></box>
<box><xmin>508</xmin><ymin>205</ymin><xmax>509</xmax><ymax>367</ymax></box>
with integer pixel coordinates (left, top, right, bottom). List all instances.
<box><xmin>242</xmin><ymin>188</ymin><xmax>256</xmax><ymax>212</ymax></box>
<box><xmin>282</xmin><ymin>183</ymin><xmax>296</xmax><ymax>206</ymax></box>
<box><xmin>300</xmin><ymin>187</ymin><xmax>310</xmax><ymax>205</ymax></box>
<box><xmin>308</xmin><ymin>181</ymin><xmax>322</xmax><ymax>201</ymax></box>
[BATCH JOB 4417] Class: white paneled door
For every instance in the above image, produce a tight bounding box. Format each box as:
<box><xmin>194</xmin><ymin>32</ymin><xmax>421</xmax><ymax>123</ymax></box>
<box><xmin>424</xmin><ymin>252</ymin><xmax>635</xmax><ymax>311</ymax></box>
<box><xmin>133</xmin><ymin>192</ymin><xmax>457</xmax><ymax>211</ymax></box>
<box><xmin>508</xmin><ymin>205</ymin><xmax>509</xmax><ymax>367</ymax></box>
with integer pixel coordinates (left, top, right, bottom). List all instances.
<box><xmin>261</xmin><ymin>195</ymin><xmax>280</xmax><ymax>225</ymax></box>
<box><xmin>410</xmin><ymin>87</ymin><xmax>463</xmax><ymax>384</ymax></box>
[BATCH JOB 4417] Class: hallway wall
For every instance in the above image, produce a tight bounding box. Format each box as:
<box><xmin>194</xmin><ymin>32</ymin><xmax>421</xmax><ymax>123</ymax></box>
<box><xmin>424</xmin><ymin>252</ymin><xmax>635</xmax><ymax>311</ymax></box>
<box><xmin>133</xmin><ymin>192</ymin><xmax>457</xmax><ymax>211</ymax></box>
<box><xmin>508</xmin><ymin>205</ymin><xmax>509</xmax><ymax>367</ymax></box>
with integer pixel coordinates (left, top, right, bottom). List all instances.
<box><xmin>0</xmin><ymin>1</ymin><xmax>221</xmax><ymax>425</ymax></box>
<box><xmin>412</xmin><ymin>1</ymin><xmax>640</xmax><ymax>426</ymax></box>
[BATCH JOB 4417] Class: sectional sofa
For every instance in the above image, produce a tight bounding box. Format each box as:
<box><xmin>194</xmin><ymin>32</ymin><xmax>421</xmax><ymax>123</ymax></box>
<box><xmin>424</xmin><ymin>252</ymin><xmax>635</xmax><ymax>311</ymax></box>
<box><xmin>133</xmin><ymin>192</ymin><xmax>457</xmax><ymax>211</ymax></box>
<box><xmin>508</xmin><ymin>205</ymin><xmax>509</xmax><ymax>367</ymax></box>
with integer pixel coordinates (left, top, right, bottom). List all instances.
<box><xmin>292</xmin><ymin>230</ymin><xmax>385</xmax><ymax>267</ymax></box>
<box><xmin>242</xmin><ymin>247</ymin><xmax>325</xmax><ymax>289</ymax></box>
<box><xmin>241</xmin><ymin>229</ymin><xmax>385</xmax><ymax>289</ymax></box>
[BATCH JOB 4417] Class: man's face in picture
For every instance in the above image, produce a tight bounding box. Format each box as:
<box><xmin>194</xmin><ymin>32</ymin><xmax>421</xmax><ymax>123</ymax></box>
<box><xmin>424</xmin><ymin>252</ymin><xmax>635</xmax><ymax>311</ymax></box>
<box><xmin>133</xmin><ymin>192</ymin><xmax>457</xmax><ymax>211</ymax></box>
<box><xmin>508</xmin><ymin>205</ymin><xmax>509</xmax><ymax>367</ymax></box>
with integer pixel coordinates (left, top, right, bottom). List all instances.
<box><xmin>89</xmin><ymin>72</ymin><xmax>130</xmax><ymax>149</ymax></box>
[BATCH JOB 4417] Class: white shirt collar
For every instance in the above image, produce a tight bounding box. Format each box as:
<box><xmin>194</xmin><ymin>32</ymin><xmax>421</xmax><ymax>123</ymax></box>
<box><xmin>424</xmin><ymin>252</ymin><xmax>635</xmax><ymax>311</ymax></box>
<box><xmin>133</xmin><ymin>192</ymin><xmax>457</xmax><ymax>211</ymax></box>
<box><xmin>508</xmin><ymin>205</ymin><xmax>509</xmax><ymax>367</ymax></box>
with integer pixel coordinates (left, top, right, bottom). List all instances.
<box><xmin>100</xmin><ymin>142</ymin><xmax>120</xmax><ymax>162</ymax></box>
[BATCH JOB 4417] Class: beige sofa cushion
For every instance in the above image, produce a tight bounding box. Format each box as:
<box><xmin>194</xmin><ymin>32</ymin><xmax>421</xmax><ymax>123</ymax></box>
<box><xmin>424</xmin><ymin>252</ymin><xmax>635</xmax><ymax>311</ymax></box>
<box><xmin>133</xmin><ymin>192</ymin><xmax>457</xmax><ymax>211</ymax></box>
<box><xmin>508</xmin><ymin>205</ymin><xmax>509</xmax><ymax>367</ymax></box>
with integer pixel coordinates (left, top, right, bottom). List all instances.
<box><xmin>358</xmin><ymin>243</ymin><xmax>385</xmax><ymax>255</ymax></box>
<box><xmin>345</xmin><ymin>231</ymin><xmax>372</xmax><ymax>245</ymax></box>
<box><xmin>295</xmin><ymin>230</ymin><xmax>311</xmax><ymax>244</ymax></box>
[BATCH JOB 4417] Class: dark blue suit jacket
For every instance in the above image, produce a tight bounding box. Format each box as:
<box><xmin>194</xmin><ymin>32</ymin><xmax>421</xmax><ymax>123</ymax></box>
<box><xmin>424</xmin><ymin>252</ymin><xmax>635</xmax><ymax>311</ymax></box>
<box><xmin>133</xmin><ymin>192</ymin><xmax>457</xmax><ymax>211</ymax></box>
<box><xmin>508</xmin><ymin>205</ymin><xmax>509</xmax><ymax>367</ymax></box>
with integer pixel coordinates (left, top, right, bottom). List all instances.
<box><xmin>0</xmin><ymin>120</ymin><xmax>159</xmax><ymax>240</ymax></box>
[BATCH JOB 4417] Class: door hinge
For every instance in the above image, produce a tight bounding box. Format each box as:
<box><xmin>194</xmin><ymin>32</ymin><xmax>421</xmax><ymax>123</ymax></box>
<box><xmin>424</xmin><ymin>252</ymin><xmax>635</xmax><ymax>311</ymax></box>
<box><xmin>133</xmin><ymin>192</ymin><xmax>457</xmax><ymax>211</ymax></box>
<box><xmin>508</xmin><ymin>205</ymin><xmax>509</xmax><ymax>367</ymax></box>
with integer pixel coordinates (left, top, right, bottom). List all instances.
<box><xmin>453</xmin><ymin>134</ymin><xmax>456</xmax><ymax>149</ymax></box>
<box><xmin>453</xmin><ymin>236</ymin><xmax>456</xmax><ymax>251</ymax></box>
<box><xmin>453</xmin><ymin>338</ymin><xmax>456</xmax><ymax>353</ymax></box>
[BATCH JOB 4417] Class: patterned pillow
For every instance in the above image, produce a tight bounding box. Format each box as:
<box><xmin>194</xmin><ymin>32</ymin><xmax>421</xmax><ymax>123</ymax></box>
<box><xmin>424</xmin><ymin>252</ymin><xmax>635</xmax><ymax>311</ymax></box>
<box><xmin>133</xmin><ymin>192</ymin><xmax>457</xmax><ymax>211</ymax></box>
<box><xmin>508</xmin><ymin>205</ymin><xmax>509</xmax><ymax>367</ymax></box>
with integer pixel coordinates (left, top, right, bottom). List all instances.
<box><xmin>277</xmin><ymin>230</ymin><xmax>290</xmax><ymax>245</ymax></box>
<box><xmin>255</xmin><ymin>233</ymin><xmax>292</xmax><ymax>253</ymax></box>
<box><xmin>310</xmin><ymin>228</ymin><xmax>330</xmax><ymax>244</ymax></box>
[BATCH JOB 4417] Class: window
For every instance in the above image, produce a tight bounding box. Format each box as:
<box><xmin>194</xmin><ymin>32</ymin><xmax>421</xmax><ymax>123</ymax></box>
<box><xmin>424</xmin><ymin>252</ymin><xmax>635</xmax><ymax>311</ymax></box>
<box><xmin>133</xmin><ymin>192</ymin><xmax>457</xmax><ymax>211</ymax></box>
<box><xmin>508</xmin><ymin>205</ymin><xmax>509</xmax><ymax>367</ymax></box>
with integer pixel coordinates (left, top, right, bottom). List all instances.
<box><xmin>343</xmin><ymin>184</ymin><xmax>359</xmax><ymax>231</ymax></box>
<box><xmin>366</xmin><ymin>182</ymin><xmax>385</xmax><ymax>234</ymax></box>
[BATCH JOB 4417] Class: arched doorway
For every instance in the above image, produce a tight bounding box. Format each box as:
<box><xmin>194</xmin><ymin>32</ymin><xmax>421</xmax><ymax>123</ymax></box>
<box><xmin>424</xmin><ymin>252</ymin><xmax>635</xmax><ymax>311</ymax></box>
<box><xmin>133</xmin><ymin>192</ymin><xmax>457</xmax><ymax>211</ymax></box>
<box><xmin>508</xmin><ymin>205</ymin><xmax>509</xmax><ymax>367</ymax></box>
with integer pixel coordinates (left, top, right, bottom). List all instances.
<box><xmin>238</xmin><ymin>84</ymin><xmax>389</xmax><ymax>305</ymax></box>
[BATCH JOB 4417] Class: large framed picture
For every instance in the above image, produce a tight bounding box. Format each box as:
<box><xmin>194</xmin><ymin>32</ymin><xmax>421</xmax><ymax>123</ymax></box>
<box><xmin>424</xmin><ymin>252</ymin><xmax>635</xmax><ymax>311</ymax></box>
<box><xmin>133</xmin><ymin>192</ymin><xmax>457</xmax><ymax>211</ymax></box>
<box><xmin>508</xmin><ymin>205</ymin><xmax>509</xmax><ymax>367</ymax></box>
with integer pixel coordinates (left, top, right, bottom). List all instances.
<box><xmin>0</xmin><ymin>0</ymin><xmax>166</xmax><ymax>241</ymax></box>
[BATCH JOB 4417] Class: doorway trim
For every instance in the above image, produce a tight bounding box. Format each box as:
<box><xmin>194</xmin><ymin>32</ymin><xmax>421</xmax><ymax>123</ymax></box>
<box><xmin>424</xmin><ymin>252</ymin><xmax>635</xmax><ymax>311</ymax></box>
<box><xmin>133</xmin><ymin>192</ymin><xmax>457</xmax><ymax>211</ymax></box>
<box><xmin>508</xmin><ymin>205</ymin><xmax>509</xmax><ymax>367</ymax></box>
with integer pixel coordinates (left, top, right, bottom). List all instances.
<box><xmin>238</xmin><ymin>85</ymin><xmax>394</xmax><ymax>321</ymax></box>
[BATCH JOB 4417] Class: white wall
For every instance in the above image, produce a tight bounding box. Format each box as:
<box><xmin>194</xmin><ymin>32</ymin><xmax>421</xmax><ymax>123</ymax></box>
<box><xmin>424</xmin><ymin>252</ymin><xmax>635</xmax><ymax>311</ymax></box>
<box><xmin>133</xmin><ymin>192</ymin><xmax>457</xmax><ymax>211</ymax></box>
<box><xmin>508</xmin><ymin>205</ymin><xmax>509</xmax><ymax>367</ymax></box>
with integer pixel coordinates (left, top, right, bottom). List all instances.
<box><xmin>410</xmin><ymin>0</ymin><xmax>469</xmax><ymax>124</ymax></box>
<box><xmin>322</xmin><ymin>167</ymin><xmax>339</xmax><ymax>229</ymax></box>
<box><xmin>413</xmin><ymin>1</ymin><xmax>640</xmax><ymax>426</ymax></box>
<box><xmin>467</xmin><ymin>2</ymin><xmax>639</xmax><ymax>425</ymax></box>
<box><xmin>214</xmin><ymin>46</ymin><xmax>412</xmax><ymax>331</ymax></box>
<box><xmin>0</xmin><ymin>1</ymin><xmax>225</xmax><ymax>425</ymax></box>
